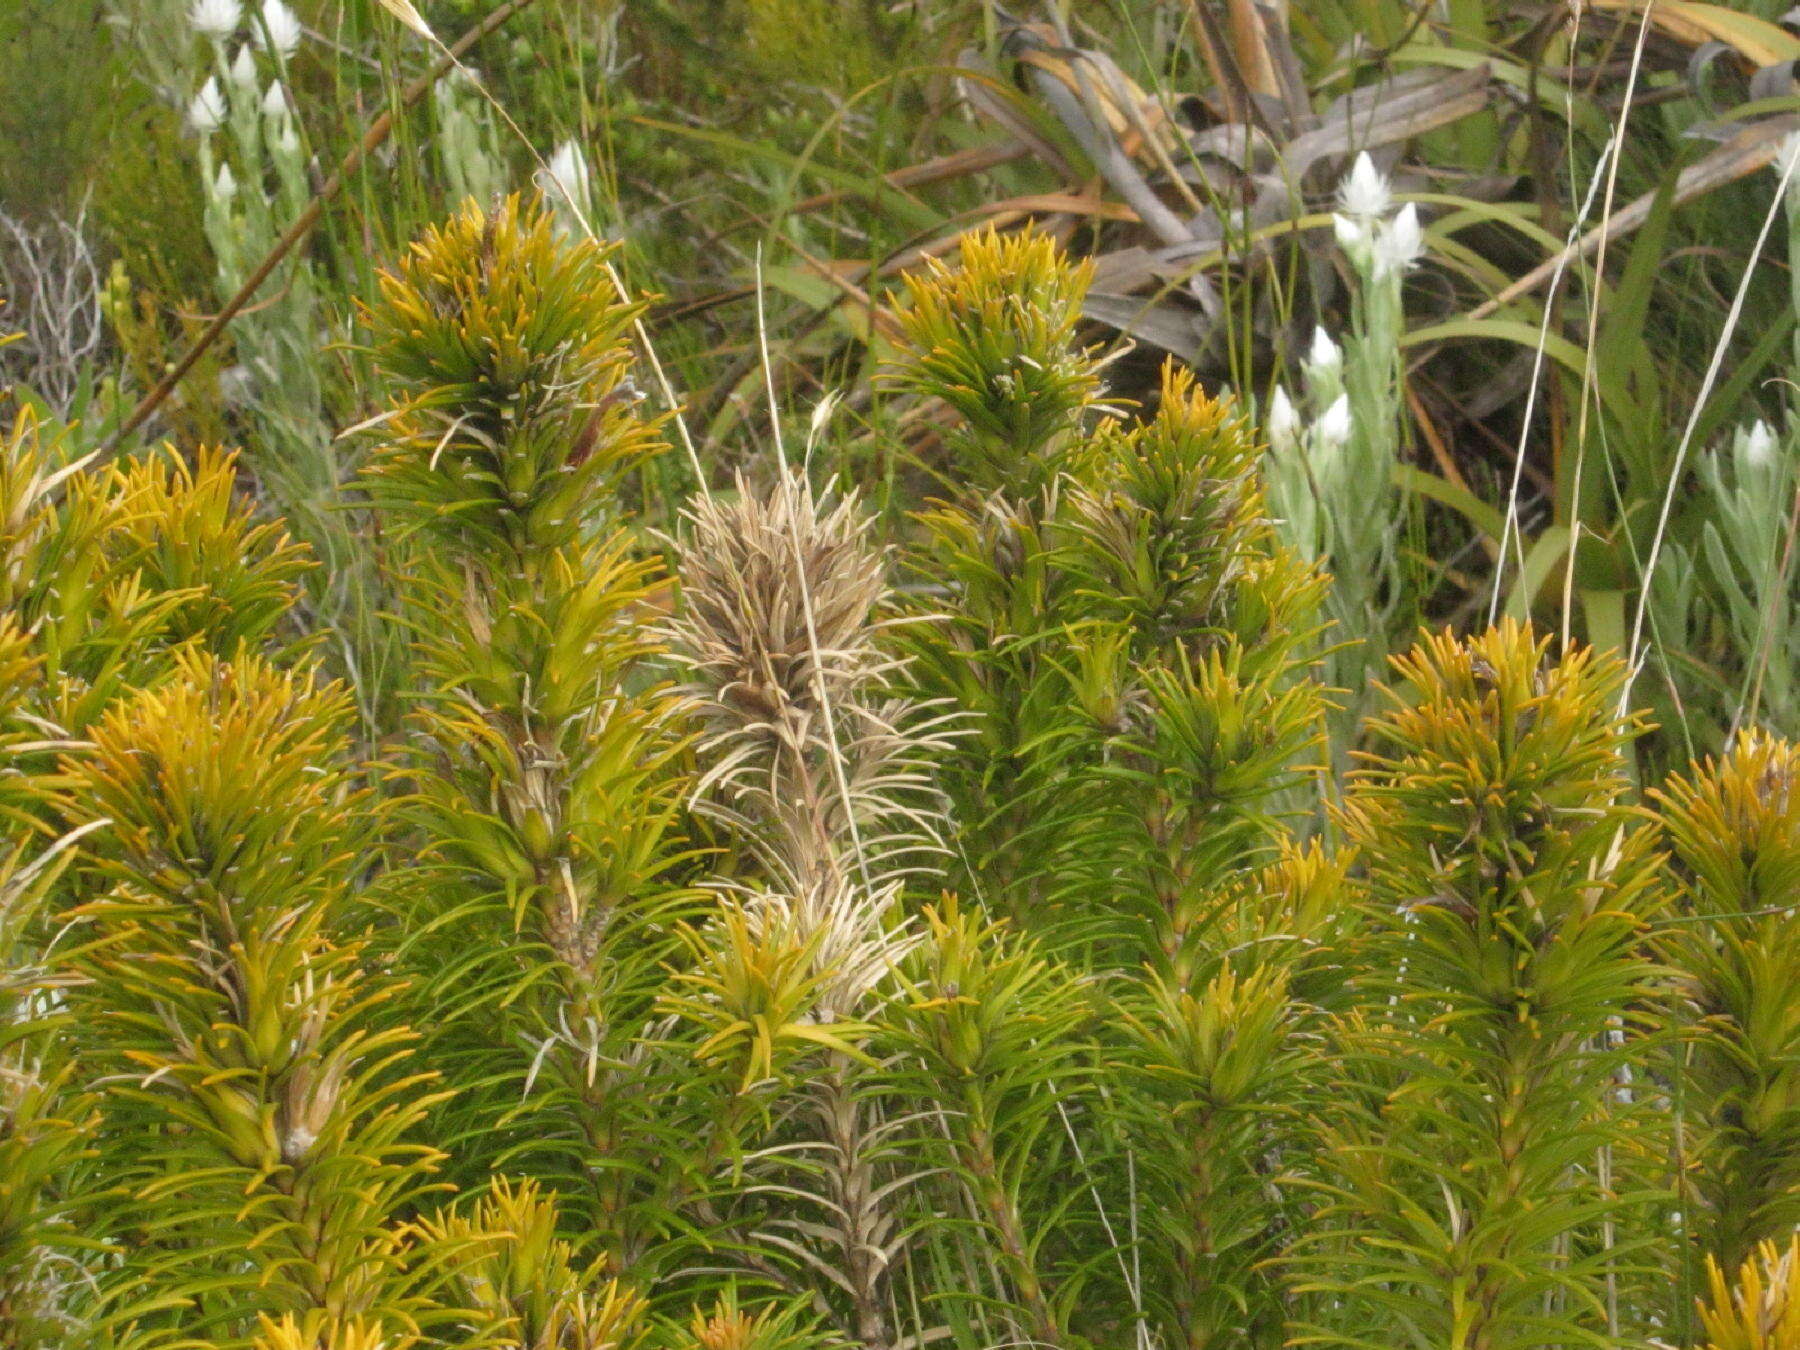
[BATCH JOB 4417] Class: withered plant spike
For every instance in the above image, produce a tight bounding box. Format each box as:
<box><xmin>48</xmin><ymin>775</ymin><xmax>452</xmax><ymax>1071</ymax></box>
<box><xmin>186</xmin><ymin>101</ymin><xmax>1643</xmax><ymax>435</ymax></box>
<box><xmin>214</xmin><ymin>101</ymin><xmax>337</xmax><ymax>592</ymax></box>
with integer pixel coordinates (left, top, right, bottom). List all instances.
<box><xmin>668</xmin><ymin>461</ymin><xmax>957</xmax><ymax>1350</ymax></box>
<box><xmin>671</xmin><ymin>467</ymin><xmax>947</xmax><ymax>896</ymax></box>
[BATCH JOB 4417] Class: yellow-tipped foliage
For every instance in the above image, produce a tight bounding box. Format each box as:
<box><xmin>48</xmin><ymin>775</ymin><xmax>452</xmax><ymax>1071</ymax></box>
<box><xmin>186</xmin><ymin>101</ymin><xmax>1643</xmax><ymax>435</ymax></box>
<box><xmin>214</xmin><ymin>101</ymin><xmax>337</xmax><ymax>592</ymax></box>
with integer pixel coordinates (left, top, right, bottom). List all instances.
<box><xmin>360</xmin><ymin>193</ymin><xmax>660</xmax><ymax>559</ymax></box>
<box><xmin>418</xmin><ymin>1178</ymin><xmax>650</xmax><ymax>1349</ymax></box>
<box><xmin>1066</xmin><ymin>366</ymin><xmax>1265</xmax><ymax>640</ymax></box>
<box><xmin>26</xmin><ymin>187</ymin><xmax>1800</xmax><ymax>1350</ymax></box>
<box><xmin>1300</xmin><ymin>621</ymin><xmax>1664</xmax><ymax>1350</ymax></box>
<box><xmin>679</xmin><ymin>1294</ymin><xmax>821</xmax><ymax>1350</ymax></box>
<box><xmin>1</xmin><ymin>412</ymin><xmax>309</xmax><ymax>732</ymax></box>
<box><xmin>1655</xmin><ymin>732</ymin><xmax>1800</xmax><ymax>1271</ymax></box>
<box><xmin>1699</xmin><ymin>1237</ymin><xmax>1800</xmax><ymax>1350</ymax></box>
<box><xmin>669</xmin><ymin>903</ymin><xmax>872</xmax><ymax>1093</ymax></box>
<box><xmin>250</xmin><ymin>1317</ymin><xmax>410</xmax><ymax>1350</ymax></box>
<box><xmin>80</xmin><ymin>444</ymin><xmax>310</xmax><ymax>651</ymax></box>
<box><xmin>63</xmin><ymin>651</ymin><xmax>442</xmax><ymax>1339</ymax></box>
<box><xmin>886</xmin><ymin>226</ymin><xmax>1101</xmax><ymax>491</ymax></box>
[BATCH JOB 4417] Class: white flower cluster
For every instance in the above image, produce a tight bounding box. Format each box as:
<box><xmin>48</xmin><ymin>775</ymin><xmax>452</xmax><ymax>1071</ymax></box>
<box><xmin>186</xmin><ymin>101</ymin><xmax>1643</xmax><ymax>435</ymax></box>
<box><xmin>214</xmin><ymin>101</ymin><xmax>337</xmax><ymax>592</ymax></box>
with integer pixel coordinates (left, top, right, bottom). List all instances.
<box><xmin>434</xmin><ymin>67</ymin><xmax>510</xmax><ymax>208</ymax></box>
<box><xmin>1268</xmin><ymin>328</ymin><xmax>1351</xmax><ymax>458</ymax></box>
<box><xmin>1333</xmin><ymin>151</ymin><xmax>1424</xmax><ymax>282</ymax></box>
<box><xmin>188</xmin><ymin>0</ymin><xmax>305</xmax><ymax>158</ymax></box>
<box><xmin>254</xmin><ymin>0</ymin><xmax>303</xmax><ymax>56</ymax></box>
<box><xmin>188</xmin><ymin>0</ymin><xmax>302</xmax><ymax>55</ymax></box>
<box><xmin>1264</xmin><ymin>326</ymin><xmax>1355</xmax><ymax>559</ymax></box>
<box><xmin>541</xmin><ymin>140</ymin><xmax>591</xmax><ymax>209</ymax></box>
<box><xmin>1739</xmin><ymin>419</ymin><xmax>1780</xmax><ymax>472</ymax></box>
<box><xmin>188</xmin><ymin>76</ymin><xmax>227</xmax><ymax>133</ymax></box>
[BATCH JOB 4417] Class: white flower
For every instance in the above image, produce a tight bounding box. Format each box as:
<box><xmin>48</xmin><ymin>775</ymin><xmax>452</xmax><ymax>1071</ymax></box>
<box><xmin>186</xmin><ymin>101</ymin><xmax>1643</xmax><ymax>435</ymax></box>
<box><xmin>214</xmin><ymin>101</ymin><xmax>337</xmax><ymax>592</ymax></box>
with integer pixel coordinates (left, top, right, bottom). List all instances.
<box><xmin>1742</xmin><ymin>419</ymin><xmax>1779</xmax><ymax>470</ymax></box>
<box><xmin>188</xmin><ymin>0</ymin><xmax>241</xmax><ymax>39</ymax></box>
<box><xmin>188</xmin><ymin>77</ymin><xmax>227</xmax><ymax>133</ymax></box>
<box><xmin>261</xmin><ymin>81</ymin><xmax>288</xmax><ymax>118</ymax></box>
<box><xmin>1315</xmin><ymin>393</ymin><xmax>1353</xmax><ymax>450</ymax></box>
<box><xmin>1373</xmin><ymin>202</ymin><xmax>1425</xmax><ymax>279</ymax></box>
<box><xmin>1267</xmin><ymin>386</ymin><xmax>1301</xmax><ymax>454</ymax></box>
<box><xmin>254</xmin><ymin>0</ymin><xmax>302</xmax><ymax>57</ymax></box>
<box><xmin>1338</xmin><ymin>150</ymin><xmax>1391</xmax><ymax>220</ymax></box>
<box><xmin>1333</xmin><ymin>212</ymin><xmax>1370</xmax><ymax>259</ymax></box>
<box><xmin>539</xmin><ymin>139</ymin><xmax>591</xmax><ymax>210</ymax></box>
<box><xmin>229</xmin><ymin>43</ymin><xmax>258</xmax><ymax>85</ymax></box>
<box><xmin>1307</xmin><ymin>325</ymin><xmax>1342</xmax><ymax>379</ymax></box>
<box><xmin>213</xmin><ymin>163</ymin><xmax>238</xmax><ymax>199</ymax></box>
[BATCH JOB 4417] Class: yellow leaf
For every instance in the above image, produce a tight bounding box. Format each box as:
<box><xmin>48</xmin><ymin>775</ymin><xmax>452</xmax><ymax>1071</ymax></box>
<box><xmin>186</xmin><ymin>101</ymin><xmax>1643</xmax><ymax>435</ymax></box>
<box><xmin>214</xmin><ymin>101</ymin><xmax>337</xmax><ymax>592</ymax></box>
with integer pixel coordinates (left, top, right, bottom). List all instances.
<box><xmin>1589</xmin><ymin>0</ymin><xmax>1800</xmax><ymax>69</ymax></box>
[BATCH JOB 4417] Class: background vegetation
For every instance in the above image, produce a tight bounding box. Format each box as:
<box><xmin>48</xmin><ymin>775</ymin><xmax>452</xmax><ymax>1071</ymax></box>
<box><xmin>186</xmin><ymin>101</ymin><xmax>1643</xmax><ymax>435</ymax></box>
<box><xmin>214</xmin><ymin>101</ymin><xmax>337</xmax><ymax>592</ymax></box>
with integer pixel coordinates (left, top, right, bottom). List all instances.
<box><xmin>5</xmin><ymin>0</ymin><xmax>1800</xmax><ymax>1346</ymax></box>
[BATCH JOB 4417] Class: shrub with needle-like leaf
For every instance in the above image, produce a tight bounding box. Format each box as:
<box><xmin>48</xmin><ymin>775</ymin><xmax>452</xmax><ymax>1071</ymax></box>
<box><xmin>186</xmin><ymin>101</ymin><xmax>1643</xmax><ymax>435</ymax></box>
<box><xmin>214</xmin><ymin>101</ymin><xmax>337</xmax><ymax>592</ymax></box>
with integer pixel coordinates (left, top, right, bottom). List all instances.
<box><xmin>358</xmin><ymin>194</ymin><xmax>699</xmax><ymax>1272</ymax></box>
<box><xmin>887</xmin><ymin>226</ymin><xmax>1334</xmax><ymax>1348</ymax></box>
<box><xmin>60</xmin><ymin>651</ymin><xmax>445</xmax><ymax>1342</ymax></box>
<box><xmin>0</xmin><ymin>406</ymin><xmax>318</xmax><ymax>1346</ymax></box>
<box><xmin>886</xmin><ymin>897</ymin><xmax>1091</xmax><ymax>1346</ymax></box>
<box><xmin>0</xmin><ymin>622</ymin><xmax>96</xmax><ymax>1349</ymax></box>
<box><xmin>883</xmin><ymin>227</ymin><xmax>1108</xmax><ymax>924</ymax></box>
<box><xmin>1061</xmin><ymin>365</ymin><xmax>1327</xmax><ymax>970</ymax></box>
<box><xmin>1653</xmin><ymin>732</ymin><xmax>1800</xmax><ymax>1279</ymax></box>
<box><xmin>1300</xmin><ymin>621</ymin><xmax>1664</xmax><ymax>1350</ymax></box>
<box><xmin>27</xmin><ymin>179</ymin><xmax>1800</xmax><ymax>1350</ymax></box>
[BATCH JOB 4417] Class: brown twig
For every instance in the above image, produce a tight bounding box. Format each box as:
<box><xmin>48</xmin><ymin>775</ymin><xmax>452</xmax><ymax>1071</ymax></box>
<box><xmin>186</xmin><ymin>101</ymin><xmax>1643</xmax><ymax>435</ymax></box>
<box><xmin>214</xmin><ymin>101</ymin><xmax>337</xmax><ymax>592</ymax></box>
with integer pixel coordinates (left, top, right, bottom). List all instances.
<box><xmin>105</xmin><ymin>0</ymin><xmax>545</xmax><ymax>453</ymax></box>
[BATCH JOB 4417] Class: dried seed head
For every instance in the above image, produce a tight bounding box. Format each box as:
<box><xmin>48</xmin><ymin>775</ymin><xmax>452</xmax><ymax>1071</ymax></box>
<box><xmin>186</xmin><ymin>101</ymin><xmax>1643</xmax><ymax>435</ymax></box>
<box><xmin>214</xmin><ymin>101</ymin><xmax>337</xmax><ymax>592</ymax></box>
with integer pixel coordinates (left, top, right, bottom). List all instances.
<box><xmin>673</xmin><ymin>468</ymin><xmax>888</xmax><ymax>740</ymax></box>
<box><xmin>670</xmin><ymin>464</ymin><xmax>952</xmax><ymax>890</ymax></box>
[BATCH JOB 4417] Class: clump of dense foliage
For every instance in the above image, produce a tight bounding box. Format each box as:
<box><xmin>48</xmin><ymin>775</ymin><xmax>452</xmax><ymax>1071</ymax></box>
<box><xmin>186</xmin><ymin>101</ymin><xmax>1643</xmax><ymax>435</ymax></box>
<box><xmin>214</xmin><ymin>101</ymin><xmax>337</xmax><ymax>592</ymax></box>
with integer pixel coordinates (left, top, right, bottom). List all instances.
<box><xmin>4</xmin><ymin>196</ymin><xmax>1800</xmax><ymax>1350</ymax></box>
